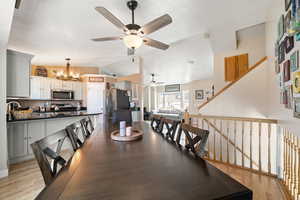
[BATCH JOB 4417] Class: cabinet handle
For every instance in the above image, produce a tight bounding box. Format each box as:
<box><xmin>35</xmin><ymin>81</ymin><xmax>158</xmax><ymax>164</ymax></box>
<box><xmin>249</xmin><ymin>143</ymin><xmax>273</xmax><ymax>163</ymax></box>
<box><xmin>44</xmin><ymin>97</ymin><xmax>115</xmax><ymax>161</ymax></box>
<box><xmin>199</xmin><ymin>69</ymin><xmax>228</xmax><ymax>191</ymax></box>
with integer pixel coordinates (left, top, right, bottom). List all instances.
<box><xmin>24</xmin><ymin>137</ymin><xmax>27</xmax><ymax>140</ymax></box>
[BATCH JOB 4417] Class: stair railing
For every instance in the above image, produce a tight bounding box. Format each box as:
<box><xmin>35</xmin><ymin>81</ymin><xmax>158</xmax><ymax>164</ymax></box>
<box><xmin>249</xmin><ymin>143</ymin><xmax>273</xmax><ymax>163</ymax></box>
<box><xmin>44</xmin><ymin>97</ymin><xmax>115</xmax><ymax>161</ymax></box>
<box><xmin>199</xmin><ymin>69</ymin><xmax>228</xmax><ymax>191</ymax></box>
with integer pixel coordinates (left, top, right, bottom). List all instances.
<box><xmin>198</xmin><ymin>56</ymin><xmax>268</xmax><ymax>110</ymax></box>
<box><xmin>185</xmin><ymin>113</ymin><xmax>278</xmax><ymax>177</ymax></box>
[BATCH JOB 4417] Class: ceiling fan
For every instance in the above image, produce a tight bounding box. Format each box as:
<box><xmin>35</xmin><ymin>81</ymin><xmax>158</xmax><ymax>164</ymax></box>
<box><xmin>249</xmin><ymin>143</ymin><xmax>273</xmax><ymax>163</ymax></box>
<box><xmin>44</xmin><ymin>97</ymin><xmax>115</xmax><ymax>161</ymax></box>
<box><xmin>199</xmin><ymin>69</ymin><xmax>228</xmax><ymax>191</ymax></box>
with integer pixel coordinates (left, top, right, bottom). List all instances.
<box><xmin>92</xmin><ymin>0</ymin><xmax>172</xmax><ymax>54</ymax></box>
<box><xmin>15</xmin><ymin>0</ymin><xmax>22</xmax><ymax>9</ymax></box>
<box><xmin>149</xmin><ymin>73</ymin><xmax>164</xmax><ymax>86</ymax></box>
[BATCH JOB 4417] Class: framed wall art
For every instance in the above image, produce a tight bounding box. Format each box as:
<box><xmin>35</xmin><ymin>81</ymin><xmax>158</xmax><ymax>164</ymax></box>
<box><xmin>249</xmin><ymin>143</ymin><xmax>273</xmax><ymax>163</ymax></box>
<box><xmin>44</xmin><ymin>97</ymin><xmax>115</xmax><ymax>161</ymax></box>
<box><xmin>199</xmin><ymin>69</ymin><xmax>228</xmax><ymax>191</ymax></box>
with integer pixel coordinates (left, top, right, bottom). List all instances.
<box><xmin>275</xmin><ymin>42</ymin><xmax>279</xmax><ymax>57</ymax></box>
<box><xmin>294</xmin><ymin>98</ymin><xmax>300</xmax><ymax>119</ymax></box>
<box><xmin>293</xmin><ymin>71</ymin><xmax>300</xmax><ymax>93</ymax></box>
<box><xmin>284</xmin><ymin>60</ymin><xmax>291</xmax><ymax>82</ymax></box>
<box><xmin>278</xmin><ymin>41</ymin><xmax>286</xmax><ymax>64</ymax></box>
<box><xmin>285</xmin><ymin>36</ymin><xmax>294</xmax><ymax>53</ymax></box>
<box><xmin>285</xmin><ymin>0</ymin><xmax>292</xmax><ymax>11</ymax></box>
<box><xmin>195</xmin><ymin>90</ymin><xmax>204</xmax><ymax>100</ymax></box>
<box><xmin>290</xmin><ymin>50</ymin><xmax>299</xmax><ymax>72</ymax></box>
<box><xmin>165</xmin><ymin>84</ymin><xmax>180</xmax><ymax>93</ymax></box>
<box><xmin>275</xmin><ymin>60</ymin><xmax>280</xmax><ymax>74</ymax></box>
<box><xmin>296</xmin><ymin>33</ymin><xmax>300</xmax><ymax>41</ymax></box>
<box><xmin>285</xmin><ymin>10</ymin><xmax>291</xmax><ymax>33</ymax></box>
<box><xmin>278</xmin><ymin>15</ymin><xmax>285</xmax><ymax>41</ymax></box>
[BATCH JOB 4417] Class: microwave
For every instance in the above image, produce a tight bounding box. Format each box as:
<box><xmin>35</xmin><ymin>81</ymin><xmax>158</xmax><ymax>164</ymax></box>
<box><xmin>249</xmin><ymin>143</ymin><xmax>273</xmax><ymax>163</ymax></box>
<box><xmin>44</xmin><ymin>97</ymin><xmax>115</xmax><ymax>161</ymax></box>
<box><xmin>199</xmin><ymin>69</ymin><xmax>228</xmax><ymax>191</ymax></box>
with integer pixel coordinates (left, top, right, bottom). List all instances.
<box><xmin>51</xmin><ymin>90</ymin><xmax>74</xmax><ymax>100</ymax></box>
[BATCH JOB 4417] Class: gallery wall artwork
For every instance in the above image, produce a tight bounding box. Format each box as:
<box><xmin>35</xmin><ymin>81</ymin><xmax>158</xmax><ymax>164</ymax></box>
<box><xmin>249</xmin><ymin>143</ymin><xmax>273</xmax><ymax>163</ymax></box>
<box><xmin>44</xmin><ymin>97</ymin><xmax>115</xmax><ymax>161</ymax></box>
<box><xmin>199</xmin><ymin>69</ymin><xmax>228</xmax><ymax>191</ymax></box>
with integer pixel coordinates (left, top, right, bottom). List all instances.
<box><xmin>274</xmin><ymin>0</ymin><xmax>300</xmax><ymax>118</ymax></box>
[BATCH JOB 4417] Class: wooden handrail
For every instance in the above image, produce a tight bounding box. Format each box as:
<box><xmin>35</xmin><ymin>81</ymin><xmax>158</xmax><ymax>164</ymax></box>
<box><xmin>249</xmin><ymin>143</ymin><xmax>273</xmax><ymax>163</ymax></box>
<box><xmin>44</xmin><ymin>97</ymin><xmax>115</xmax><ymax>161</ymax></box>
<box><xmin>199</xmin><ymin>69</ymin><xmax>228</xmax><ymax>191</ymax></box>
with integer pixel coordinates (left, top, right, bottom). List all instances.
<box><xmin>190</xmin><ymin>114</ymin><xmax>278</xmax><ymax>124</ymax></box>
<box><xmin>198</xmin><ymin>56</ymin><xmax>268</xmax><ymax>110</ymax></box>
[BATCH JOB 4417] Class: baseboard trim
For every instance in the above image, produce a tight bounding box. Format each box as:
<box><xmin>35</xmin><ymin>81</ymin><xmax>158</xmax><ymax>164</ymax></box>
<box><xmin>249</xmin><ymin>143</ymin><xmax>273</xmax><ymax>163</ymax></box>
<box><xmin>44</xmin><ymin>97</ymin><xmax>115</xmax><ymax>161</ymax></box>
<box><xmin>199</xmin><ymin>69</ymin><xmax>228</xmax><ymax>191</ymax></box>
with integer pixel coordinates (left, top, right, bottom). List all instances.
<box><xmin>0</xmin><ymin>169</ymin><xmax>8</xmax><ymax>178</ymax></box>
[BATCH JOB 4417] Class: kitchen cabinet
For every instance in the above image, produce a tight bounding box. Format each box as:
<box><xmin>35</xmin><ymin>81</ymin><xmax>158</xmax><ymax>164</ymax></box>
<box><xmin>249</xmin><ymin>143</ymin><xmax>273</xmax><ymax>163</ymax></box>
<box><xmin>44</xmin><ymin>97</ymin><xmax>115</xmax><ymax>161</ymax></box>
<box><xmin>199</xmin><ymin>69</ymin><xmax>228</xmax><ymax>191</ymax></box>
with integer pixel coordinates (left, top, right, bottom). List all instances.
<box><xmin>7</xmin><ymin>123</ymin><xmax>28</xmax><ymax>160</ymax></box>
<box><xmin>51</xmin><ymin>79</ymin><xmax>62</xmax><ymax>90</ymax></box>
<box><xmin>62</xmin><ymin>81</ymin><xmax>73</xmax><ymax>90</ymax></box>
<box><xmin>31</xmin><ymin>76</ymin><xmax>52</xmax><ymax>99</ymax></box>
<box><xmin>7</xmin><ymin>50</ymin><xmax>34</xmax><ymax>97</ymax></box>
<box><xmin>30</xmin><ymin>76</ymin><xmax>42</xmax><ymax>99</ymax></box>
<box><xmin>40</xmin><ymin>77</ymin><xmax>52</xmax><ymax>99</ymax></box>
<box><xmin>7</xmin><ymin>121</ymin><xmax>46</xmax><ymax>164</ymax></box>
<box><xmin>30</xmin><ymin>76</ymin><xmax>84</xmax><ymax>100</ymax></box>
<box><xmin>72</xmin><ymin>81</ymin><xmax>83</xmax><ymax>100</ymax></box>
<box><xmin>7</xmin><ymin>116</ymin><xmax>93</xmax><ymax>164</ymax></box>
<box><xmin>27</xmin><ymin>121</ymin><xmax>47</xmax><ymax>154</ymax></box>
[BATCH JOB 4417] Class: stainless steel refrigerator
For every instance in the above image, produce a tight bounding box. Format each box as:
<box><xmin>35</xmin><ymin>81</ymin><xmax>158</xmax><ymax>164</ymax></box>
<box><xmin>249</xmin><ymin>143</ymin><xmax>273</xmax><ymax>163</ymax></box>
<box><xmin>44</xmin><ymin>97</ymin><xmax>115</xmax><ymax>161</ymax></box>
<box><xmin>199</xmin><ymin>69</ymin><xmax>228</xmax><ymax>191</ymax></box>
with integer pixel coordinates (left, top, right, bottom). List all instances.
<box><xmin>106</xmin><ymin>88</ymin><xmax>132</xmax><ymax>124</ymax></box>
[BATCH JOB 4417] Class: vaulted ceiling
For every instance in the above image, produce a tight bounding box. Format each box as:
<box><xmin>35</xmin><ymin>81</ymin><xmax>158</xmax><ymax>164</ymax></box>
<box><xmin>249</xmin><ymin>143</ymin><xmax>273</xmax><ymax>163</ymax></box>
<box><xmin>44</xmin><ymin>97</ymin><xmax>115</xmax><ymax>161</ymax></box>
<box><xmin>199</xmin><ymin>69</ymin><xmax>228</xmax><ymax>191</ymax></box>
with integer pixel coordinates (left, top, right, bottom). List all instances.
<box><xmin>8</xmin><ymin>0</ymin><xmax>272</xmax><ymax>83</ymax></box>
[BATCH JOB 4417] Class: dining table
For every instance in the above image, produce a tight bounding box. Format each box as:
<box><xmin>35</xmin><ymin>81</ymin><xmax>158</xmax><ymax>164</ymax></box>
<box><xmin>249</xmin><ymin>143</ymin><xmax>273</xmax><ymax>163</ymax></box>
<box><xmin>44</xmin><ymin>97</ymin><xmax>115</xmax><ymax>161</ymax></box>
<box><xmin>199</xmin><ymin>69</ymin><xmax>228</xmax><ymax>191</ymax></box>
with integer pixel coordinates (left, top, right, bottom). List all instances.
<box><xmin>36</xmin><ymin>122</ymin><xmax>252</xmax><ymax>200</ymax></box>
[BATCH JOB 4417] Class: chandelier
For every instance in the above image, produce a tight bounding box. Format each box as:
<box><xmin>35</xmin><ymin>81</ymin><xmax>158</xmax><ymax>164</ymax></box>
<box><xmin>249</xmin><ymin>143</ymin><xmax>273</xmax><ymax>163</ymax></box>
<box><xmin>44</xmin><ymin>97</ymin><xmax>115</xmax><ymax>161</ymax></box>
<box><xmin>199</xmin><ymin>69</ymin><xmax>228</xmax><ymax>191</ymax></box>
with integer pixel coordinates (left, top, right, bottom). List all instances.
<box><xmin>54</xmin><ymin>58</ymin><xmax>81</xmax><ymax>81</ymax></box>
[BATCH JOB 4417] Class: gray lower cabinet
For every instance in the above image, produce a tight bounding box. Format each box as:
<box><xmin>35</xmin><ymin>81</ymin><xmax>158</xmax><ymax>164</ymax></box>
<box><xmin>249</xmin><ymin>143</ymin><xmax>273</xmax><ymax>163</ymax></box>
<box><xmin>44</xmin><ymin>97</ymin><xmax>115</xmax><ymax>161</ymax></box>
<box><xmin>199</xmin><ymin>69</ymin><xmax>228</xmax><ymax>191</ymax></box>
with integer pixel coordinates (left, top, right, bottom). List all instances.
<box><xmin>7</xmin><ymin>123</ymin><xmax>28</xmax><ymax>160</ymax></box>
<box><xmin>7</xmin><ymin>116</ymin><xmax>98</xmax><ymax>164</ymax></box>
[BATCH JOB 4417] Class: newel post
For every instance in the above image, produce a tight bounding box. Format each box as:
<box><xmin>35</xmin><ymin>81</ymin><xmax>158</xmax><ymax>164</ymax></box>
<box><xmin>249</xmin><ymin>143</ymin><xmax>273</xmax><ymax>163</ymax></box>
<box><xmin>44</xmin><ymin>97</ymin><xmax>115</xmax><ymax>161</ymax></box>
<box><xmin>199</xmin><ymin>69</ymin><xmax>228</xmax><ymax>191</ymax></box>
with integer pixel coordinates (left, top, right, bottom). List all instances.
<box><xmin>183</xmin><ymin>110</ymin><xmax>190</xmax><ymax>124</ymax></box>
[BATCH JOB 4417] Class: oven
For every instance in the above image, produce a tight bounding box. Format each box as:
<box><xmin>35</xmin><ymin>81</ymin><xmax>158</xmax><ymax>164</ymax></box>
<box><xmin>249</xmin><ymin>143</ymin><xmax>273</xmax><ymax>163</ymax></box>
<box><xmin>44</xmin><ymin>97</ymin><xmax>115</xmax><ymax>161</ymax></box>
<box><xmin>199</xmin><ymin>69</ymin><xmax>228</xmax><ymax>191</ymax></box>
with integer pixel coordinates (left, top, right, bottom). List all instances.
<box><xmin>51</xmin><ymin>90</ymin><xmax>74</xmax><ymax>100</ymax></box>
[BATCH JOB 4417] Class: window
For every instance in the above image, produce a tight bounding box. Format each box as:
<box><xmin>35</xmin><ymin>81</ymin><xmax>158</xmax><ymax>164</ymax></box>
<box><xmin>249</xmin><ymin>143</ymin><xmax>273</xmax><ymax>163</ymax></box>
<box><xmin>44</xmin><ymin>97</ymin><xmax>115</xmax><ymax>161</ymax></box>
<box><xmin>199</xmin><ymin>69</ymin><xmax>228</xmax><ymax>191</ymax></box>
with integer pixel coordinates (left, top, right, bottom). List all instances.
<box><xmin>157</xmin><ymin>90</ymin><xmax>190</xmax><ymax>111</ymax></box>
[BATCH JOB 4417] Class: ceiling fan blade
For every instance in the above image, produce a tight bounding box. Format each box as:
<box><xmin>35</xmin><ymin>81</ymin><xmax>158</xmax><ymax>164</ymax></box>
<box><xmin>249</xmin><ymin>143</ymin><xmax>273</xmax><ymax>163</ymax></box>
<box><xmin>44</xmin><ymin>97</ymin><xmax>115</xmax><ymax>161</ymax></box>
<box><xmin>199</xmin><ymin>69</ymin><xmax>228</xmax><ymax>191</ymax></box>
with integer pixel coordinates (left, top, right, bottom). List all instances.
<box><xmin>15</xmin><ymin>0</ymin><xmax>22</xmax><ymax>9</ymax></box>
<box><xmin>95</xmin><ymin>7</ymin><xmax>126</xmax><ymax>31</ymax></box>
<box><xmin>140</xmin><ymin>14</ymin><xmax>172</xmax><ymax>35</ymax></box>
<box><xmin>143</xmin><ymin>38</ymin><xmax>170</xmax><ymax>50</ymax></box>
<box><xmin>91</xmin><ymin>37</ymin><xmax>121</xmax><ymax>42</ymax></box>
<box><xmin>127</xmin><ymin>48</ymin><xmax>135</xmax><ymax>56</ymax></box>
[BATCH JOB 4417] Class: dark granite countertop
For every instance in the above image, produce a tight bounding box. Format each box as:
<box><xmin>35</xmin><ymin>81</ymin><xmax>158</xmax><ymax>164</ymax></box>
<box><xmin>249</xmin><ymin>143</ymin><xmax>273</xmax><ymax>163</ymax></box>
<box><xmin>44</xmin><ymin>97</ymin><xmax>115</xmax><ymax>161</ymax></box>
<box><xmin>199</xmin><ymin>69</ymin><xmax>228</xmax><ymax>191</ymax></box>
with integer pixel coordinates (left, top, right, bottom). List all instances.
<box><xmin>7</xmin><ymin>111</ymin><xmax>102</xmax><ymax>123</ymax></box>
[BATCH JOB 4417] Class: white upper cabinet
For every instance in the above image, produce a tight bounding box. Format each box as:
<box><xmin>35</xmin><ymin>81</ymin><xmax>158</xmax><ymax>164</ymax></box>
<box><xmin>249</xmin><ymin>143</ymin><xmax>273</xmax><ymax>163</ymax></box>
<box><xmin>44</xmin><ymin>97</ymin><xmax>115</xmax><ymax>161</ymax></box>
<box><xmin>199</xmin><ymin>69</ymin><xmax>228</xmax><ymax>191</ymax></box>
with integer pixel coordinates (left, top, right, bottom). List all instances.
<box><xmin>40</xmin><ymin>78</ymin><xmax>52</xmax><ymax>99</ymax></box>
<box><xmin>30</xmin><ymin>76</ymin><xmax>41</xmax><ymax>99</ymax></box>
<box><xmin>51</xmin><ymin>79</ymin><xmax>62</xmax><ymax>90</ymax></box>
<box><xmin>7</xmin><ymin>50</ymin><xmax>34</xmax><ymax>97</ymax></box>
<box><xmin>72</xmin><ymin>81</ymin><xmax>83</xmax><ymax>100</ymax></box>
<box><xmin>62</xmin><ymin>81</ymin><xmax>73</xmax><ymax>90</ymax></box>
<box><xmin>30</xmin><ymin>76</ymin><xmax>84</xmax><ymax>100</ymax></box>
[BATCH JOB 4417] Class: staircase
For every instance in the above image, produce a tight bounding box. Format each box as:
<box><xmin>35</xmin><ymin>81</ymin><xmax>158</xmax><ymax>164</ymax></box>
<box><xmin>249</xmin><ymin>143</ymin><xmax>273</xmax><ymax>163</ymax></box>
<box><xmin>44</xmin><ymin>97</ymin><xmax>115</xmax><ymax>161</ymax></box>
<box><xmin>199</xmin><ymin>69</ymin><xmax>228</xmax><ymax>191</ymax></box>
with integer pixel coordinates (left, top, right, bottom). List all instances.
<box><xmin>181</xmin><ymin>55</ymin><xmax>299</xmax><ymax>199</ymax></box>
<box><xmin>198</xmin><ymin>56</ymin><xmax>268</xmax><ymax>110</ymax></box>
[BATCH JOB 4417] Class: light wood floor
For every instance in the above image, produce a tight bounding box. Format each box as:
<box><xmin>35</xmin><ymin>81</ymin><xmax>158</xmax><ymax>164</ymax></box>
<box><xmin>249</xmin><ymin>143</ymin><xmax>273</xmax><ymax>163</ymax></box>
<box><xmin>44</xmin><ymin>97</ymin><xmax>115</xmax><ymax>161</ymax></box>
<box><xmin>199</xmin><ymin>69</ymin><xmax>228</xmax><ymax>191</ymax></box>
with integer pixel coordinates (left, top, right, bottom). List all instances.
<box><xmin>0</xmin><ymin>159</ymin><xmax>287</xmax><ymax>200</ymax></box>
<box><xmin>209</xmin><ymin>161</ymin><xmax>287</xmax><ymax>200</ymax></box>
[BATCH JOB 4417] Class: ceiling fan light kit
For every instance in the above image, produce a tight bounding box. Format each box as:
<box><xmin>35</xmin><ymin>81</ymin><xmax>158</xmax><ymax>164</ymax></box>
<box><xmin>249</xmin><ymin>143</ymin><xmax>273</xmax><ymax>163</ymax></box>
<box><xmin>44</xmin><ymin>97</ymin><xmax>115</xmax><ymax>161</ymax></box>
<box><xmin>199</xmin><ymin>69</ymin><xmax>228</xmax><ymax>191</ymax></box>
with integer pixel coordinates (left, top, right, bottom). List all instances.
<box><xmin>92</xmin><ymin>0</ymin><xmax>172</xmax><ymax>52</ymax></box>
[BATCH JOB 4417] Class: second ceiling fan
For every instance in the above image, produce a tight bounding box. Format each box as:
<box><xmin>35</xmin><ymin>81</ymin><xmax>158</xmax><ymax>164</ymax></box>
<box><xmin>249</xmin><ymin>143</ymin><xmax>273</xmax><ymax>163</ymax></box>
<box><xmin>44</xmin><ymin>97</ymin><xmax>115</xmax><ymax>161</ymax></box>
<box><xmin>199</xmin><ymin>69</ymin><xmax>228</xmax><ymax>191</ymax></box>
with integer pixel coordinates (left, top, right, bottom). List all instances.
<box><xmin>92</xmin><ymin>0</ymin><xmax>172</xmax><ymax>53</ymax></box>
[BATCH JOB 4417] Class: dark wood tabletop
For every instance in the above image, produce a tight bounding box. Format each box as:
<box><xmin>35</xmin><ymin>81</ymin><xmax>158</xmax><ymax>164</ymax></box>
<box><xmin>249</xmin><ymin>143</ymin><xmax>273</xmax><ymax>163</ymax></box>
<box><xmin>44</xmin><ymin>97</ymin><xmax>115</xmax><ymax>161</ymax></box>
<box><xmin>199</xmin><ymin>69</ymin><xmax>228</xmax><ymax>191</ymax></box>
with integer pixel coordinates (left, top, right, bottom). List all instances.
<box><xmin>36</xmin><ymin>122</ymin><xmax>252</xmax><ymax>200</ymax></box>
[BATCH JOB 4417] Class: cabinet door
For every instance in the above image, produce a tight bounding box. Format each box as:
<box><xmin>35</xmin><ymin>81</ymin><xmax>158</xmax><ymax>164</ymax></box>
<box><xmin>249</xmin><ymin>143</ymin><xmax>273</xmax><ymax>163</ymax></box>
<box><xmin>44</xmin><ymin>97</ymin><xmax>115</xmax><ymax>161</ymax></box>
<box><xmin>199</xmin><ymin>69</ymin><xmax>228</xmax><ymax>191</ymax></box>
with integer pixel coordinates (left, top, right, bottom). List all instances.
<box><xmin>51</xmin><ymin>79</ymin><xmax>62</xmax><ymax>90</ymax></box>
<box><xmin>224</xmin><ymin>56</ymin><xmax>238</xmax><ymax>82</ymax></box>
<box><xmin>7</xmin><ymin>50</ymin><xmax>33</xmax><ymax>97</ymax></box>
<box><xmin>40</xmin><ymin>78</ymin><xmax>51</xmax><ymax>99</ymax></box>
<box><xmin>7</xmin><ymin>123</ymin><xmax>28</xmax><ymax>160</ymax></box>
<box><xmin>72</xmin><ymin>82</ymin><xmax>83</xmax><ymax>100</ymax></box>
<box><xmin>62</xmin><ymin>81</ymin><xmax>72</xmax><ymax>90</ymax></box>
<box><xmin>30</xmin><ymin>76</ymin><xmax>41</xmax><ymax>99</ymax></box>
<box><xmin>237</xmin><ymin>54</ymin><xmax>249</xmax><ymax>76</ymax></box>
<box><xmin>27</xmin><ymin>121</ymin><xmax>46</xmax><ymax>154</ymax></box>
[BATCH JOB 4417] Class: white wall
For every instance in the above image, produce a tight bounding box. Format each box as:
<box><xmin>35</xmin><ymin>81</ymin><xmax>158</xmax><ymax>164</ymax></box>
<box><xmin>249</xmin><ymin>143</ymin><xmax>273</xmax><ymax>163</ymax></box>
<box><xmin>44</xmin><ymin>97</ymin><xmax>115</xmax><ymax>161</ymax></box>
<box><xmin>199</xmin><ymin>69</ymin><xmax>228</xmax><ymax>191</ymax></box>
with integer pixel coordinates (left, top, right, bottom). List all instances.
<box><xmin>181</xmin><ymin>79</ymin><xmax>213</xmax><ymax>114</ymax></box>
<box><xmin>214</xmin><ymin>23</ymin><xmax>266</xmax><ymax>91</ymax></box>
<box><xmin>201</xmin><ymin>61</ymin><xmax>269</xmax><ymax>118</ymax></box>
<box><xmin>265</xmin><ymin>0</ymin><xmax>300</xmax><ymax>133</ymax></box>
<box><xmin>0</xmin><ymin>0</ymin><xmax>16</xmax><ymax>178</ymax></box>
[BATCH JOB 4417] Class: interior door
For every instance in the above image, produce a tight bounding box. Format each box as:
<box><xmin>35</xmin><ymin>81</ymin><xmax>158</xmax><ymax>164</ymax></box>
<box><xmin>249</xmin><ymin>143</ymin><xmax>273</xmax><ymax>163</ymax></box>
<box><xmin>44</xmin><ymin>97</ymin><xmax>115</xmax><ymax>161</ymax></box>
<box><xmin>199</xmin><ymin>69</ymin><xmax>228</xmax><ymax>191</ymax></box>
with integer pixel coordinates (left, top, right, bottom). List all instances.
<box><xmin>224</xmin><ymin>56</ymin><xmax>238</xmax><ymax>82</ymax></box>
<box><xmin>237</xmin><ymin>54</ymin><xmax>249</xmax><ymax>76</ymax></box>
<box><xmin>87</xmin><ymin>83</ymin><xmax>104</xmax><ymax>113</ymax></box>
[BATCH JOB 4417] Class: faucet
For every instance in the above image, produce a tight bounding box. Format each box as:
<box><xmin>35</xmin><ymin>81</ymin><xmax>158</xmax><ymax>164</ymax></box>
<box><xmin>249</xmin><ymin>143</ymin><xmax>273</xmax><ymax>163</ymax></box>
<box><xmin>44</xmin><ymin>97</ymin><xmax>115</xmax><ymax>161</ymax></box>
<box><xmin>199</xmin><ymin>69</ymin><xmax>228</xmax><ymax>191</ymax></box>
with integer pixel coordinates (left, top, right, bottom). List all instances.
<box><xmin>7</xmin><ymin>101</ymin><xmax>21</xmax><ymax>115</ymax></box>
